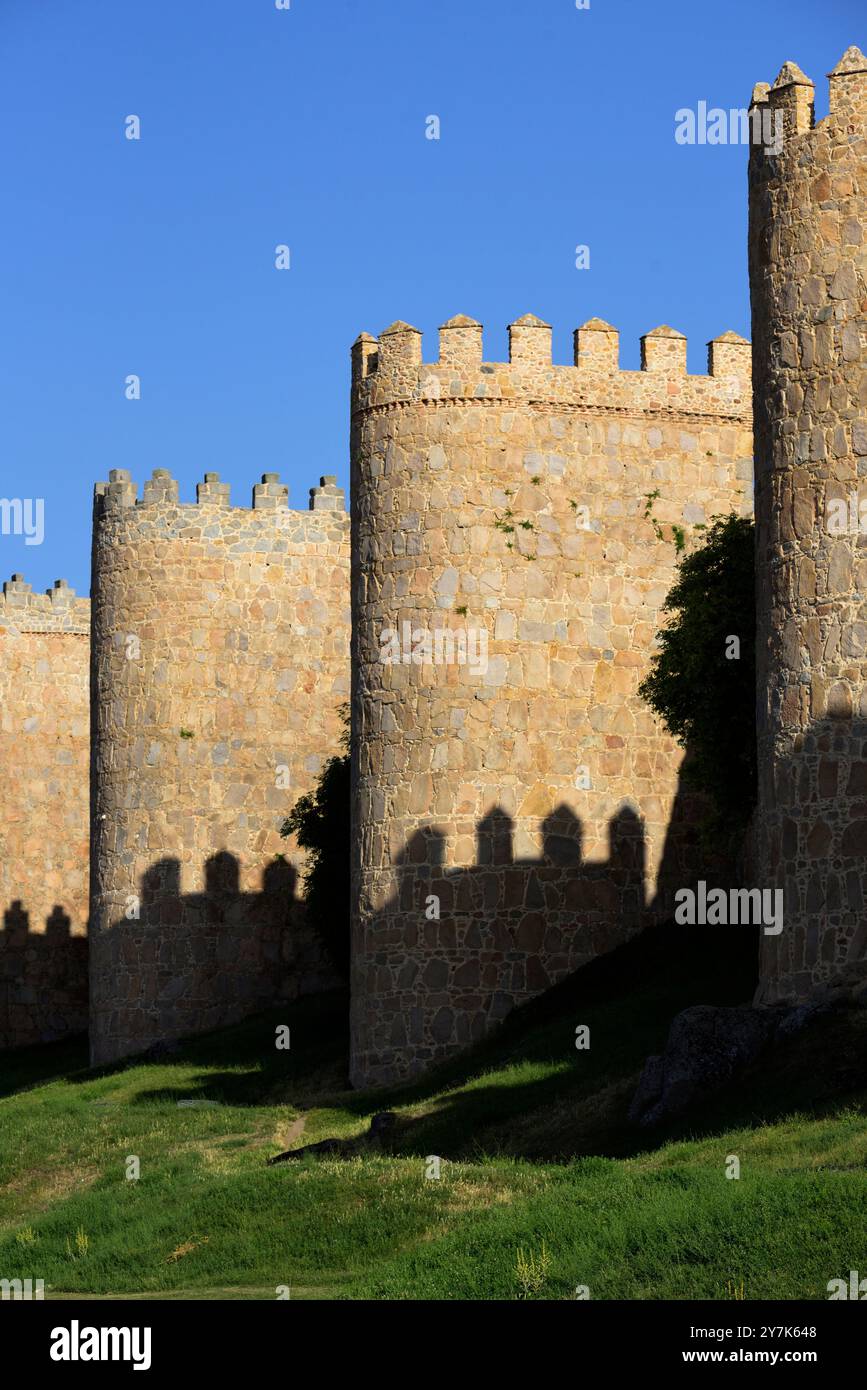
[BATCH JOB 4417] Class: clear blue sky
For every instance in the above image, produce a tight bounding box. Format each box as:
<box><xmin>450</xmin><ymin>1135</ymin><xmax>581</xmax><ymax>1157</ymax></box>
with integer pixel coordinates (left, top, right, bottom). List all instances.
<box><xmin>0</xmin><ymin>0</ymin><xmax>861</xmax><ymax>595</ymax></box>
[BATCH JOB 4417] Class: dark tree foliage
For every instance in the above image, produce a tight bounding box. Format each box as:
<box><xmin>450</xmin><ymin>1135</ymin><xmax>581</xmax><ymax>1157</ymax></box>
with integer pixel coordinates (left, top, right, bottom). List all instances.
<box><xmin>280</xmin><ymin>710</ymin><xmax>350</xmax><ymax>978</ymax></box>
<box><xmin>638</xmin><ymin>514</ymin><xmax>756</xmax><ymax>846</ymax></box>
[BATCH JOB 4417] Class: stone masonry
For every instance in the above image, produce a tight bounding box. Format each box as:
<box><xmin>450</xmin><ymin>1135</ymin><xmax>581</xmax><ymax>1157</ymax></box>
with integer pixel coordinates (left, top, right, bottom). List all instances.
<box><xmin>89</xmin><ymin>471</ymin><xmax>350</xmax><ymax>1064</ymax></box>
<box><xmin>751</xmin><ymin>49</ymin><xmax>867</xmax><ymax>1004</ymax></box>
<box><xmin>350</xmin><ymin>315</ymin><xmax>753</xmax><ymax>1085</ymax></box>
<box><xmin>0</xmin><ymin>576</ymin><xmax>90</xmax><ymax>1046</ymax></box>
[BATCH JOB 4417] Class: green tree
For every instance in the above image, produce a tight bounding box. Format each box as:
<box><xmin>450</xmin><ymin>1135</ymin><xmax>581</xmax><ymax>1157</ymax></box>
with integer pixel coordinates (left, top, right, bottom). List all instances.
<box><xmin>280</xmin><ymin>709</ymin><xmax>350</xmax><ymax>977</ymax></box>
<box><xmin>638</xmin><ymin>514</ymin><xmax>756</xmax><ymax>846</ymax></box>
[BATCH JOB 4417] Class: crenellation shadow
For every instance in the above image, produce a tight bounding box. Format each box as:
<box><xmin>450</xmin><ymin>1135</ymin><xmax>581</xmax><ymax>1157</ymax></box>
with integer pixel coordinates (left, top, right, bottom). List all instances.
<box><xmin>0</xmin><ymin>898</ymin><xmax>89</xmax><ymax>1049</ymax></box>
<box><xmin>352</xmin><ymin>792</ymin><xmax>706</xmax><ymax>1085</ymax></box>
<box><xmin>89</xmin><ymin>850</ymin><xmax>335</xmax><ymax>1064</ymax></box>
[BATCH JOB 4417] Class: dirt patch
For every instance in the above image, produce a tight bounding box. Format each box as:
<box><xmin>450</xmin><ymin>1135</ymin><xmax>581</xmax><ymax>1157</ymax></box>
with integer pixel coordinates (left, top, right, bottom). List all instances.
<box><xmin>0</xmin><ymin>1163</ymin><xmax>100</xmax><ymax>1226</ymax></box>
<box><xmin>280</xmin><ymin>1115</ymin><xmax>307</xmax><ymax>1148</ymax></box>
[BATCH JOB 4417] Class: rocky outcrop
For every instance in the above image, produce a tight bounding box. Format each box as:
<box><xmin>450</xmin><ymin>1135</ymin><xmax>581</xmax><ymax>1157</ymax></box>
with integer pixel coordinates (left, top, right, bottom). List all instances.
<box><xmin>628</xmin><ymin>1001</ymin><xmax>830</xmax><ymax>1127</ymax></box>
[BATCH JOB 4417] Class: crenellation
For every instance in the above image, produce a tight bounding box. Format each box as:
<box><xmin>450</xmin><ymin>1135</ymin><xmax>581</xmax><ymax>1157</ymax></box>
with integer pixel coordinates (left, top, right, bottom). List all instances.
<box><xmin>253</xmin><ymin>471</ymin><xmax>289</xmax><ymax>509</ymax></box>
<box><xmin>197</xmin><ymin>471</ymin><xmax>231</xmax><ymax>506</ymax></box>
<box><xmin>828</xmin><ymin>46</ymin><xmax>867</xmax><ymax>123</ymax></box>
<box><xmin>1</xmin><ymin>573</ymin><xmax>90</xmax><ymax>633</ymax></box>
<box><xmin>1</xmin><ymin>574</ymin><xmax>32</xmax><ymax>611</ymax></box>
<box><xmin>439</xmin><ymin>314</ymin><xmax>484</xmax><ymax>369</ymax></box>
<box><xmin>352</xmin><ymin>317</ymin><xmax>753</xmax><ymax>426</ymax></box>
<box><xmin>640</xmin><ymin>326</ymin><xmax>687</xmax><ymax>375</ymax></box>
<box><xmin>574</xmin><ymin>318</ymin><xmax>620</xmax><ymax>371</ymax></box>
<box><xmin>351</xmin><ymin>332</ymin><xmax>378</xmax><ymax>386</ymax></box>
<box><xmin>707</xmin><ymin>331</ymin><xmax>751</xmax><ymax>382</ymax></box>
<box><xmin>377</xmin><ymin>322</ymin><xmax>423</xmax><ymax>390</ymax></box>
<box><xmin>50</xmin><ymin>578</ymin><xmax>74</xmax><ymax>604</ymax></box>
<box><xmin>142</xmin><ymin>468</ymin><xmax>180</xmax><ymax>506</ymax></box>
<box><xmin>766</xmin><ymin>61</ymin><xmax>815</xmax><ymax>139</ymax></box>
<box><xmin>508</xmin><ymin>313</ymin><xmax>553</xmax><ymax>365</ymax></box>
<box><xmin>309</xmin><ymin>475</ymin><xmax>346</xmax><ymax>511</ymax></box>
<box><xmin>93</xmin><ymin>473</ymin><xmax>349</xmax><ymax>536</ymax></box>
<box><xmin>102</xmin><ymin>468</ymin><xmax>137</xmax><ymax>510</ymax></box>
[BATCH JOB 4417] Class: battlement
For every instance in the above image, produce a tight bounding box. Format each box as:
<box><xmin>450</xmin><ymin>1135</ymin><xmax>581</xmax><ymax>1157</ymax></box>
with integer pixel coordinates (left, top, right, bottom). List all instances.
<box><xmin>0</xmin><ymin>575</ymin><xmax>90</xmax><ymax>634</ymax></box>
<box><xmin>94</xmin><ymin>469</ymin><xmax>347</xmax><ymax>519</ymax></box>
<box><xmin>351</xmin><ymin>316</ymin><xmax>751</xmax><ymax>419</ymax></box>
<box><xmin>749</xmin><ymin>45</ymin><xmax>867</xmax><ymax>150</ymax></box>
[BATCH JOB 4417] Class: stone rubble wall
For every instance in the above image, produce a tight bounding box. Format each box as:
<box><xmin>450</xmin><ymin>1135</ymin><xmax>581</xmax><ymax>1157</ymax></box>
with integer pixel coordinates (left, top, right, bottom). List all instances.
<box><xmin>0</xmin><ymin>577</ymin><xmax>90</xmax><ymax>1046</ymax></box>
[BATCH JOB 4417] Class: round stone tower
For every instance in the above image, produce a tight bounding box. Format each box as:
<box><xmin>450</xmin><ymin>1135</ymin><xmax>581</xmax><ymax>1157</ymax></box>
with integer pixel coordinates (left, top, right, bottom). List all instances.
<box><xmin>749</xmin><ymin>48</ymin><xmax>867</xmax><ymax>1004</ymax></box>
<box><xmin>350</xmin><ymin>313</ymin><xmax>753</xmax><ymax>1086</ymax></box>
<box><xmin>89</xmin><ymin>468</ymin><xmax>350</xmax><ymax>1064</ymax></box>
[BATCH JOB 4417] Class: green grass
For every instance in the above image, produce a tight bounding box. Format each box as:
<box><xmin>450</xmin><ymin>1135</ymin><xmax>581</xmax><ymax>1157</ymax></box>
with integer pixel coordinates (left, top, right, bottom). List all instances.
<box><xmin>1</xmin><ymin>927</ymin><xmax>865</xmax><ymax>1300</ymax></box>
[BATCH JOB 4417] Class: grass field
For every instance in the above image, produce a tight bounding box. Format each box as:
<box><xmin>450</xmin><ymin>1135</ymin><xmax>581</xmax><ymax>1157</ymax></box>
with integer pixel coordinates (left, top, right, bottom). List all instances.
<box><xmin>1</xmin><ymin>925</ymin><xmax>865</xmax><ymax>1300</ymax></box>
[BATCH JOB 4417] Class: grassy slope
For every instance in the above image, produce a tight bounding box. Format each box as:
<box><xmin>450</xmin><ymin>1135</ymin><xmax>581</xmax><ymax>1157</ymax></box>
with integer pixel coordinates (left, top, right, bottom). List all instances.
<box><xmin>0</xmin><ymin>926</ymin><xmax>865</xmax><ymax>1300</ymax></box>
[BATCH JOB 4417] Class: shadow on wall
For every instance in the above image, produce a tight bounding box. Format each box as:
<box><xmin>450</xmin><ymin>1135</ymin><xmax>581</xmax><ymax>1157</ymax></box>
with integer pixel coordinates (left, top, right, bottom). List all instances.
<box><xmin>758</xmin><ymin>715</ymin><xmax>867</xmax><ymax>1005</ymax></box>
<box><xmin>351</xmin><ymin>769</ymin><xmax>735</xmax><ymax>1086</ymax></box>
<box><xmin>0</xmin><ymin>902</ymin><xmax>89</xmax><ymax>1049</ymax></box>
<box><xmin>89</xmin><ymin>850</ymin><xmax>335</xmax><ymax>1066</ymax></box>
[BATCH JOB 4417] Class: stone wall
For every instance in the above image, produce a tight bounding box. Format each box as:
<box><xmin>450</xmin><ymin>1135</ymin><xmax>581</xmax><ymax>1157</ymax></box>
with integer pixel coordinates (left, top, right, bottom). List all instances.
<box><xmin>0</xmin><ymin>576</ymin><xmax>90</xmax><ymax>1046</ymax></box>
<box><xmin>350</xmin><ymin>314</ymin><xmax>754</xmax><ymax>1086</ymax></box>
<box><xmin>750</xmin><ymin>48</ymin><xmax>867</xmax><ymax>1004</ymax></box>
<box><xmin>89</xmin><ymin>471</ymin><xmax>350</xmax><ymax>1064</ymax></box>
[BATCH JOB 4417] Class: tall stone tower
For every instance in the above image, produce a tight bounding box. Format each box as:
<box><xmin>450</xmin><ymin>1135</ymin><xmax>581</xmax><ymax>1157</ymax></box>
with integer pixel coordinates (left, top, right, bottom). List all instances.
<box><xmin>750</xmin><ymin>48</ymin><xmax>867</xmax><ymax>1004</ymax></box>
<box><xmin>350</xmin><ymin>314</ymin><xmax>753</xmax><ymax>1086</ymax></box>
<box><xmin>89</xmin><ymin>469</ymin><xmax>350</xmax><ymax>1063</ymax></box>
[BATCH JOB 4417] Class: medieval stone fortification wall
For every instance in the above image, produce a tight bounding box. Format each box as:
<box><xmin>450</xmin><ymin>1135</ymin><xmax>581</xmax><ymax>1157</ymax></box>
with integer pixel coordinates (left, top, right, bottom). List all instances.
<box><xmin>89</xmin><ymin>470</ymin><xmax>350</xmax><ymax>1064</ymax></box>
<box><xmin>350</xmin><ymin>313</ymin><xmax>754</xmax><ymax>1085</ymax></box>
<box><xmin>750</xmin><ymin>48</ymin><xmax>867</xmax><ymax>1004</ymax></box>
<box><xmin>11</xmin><ymin>49</ymin><xmax>862</xmax><ymax>1076</ymax></box>
<box><xmin>0</xmin><ymin>576</ymin><xmax>90</xmax><ymax>1046</ymax></box>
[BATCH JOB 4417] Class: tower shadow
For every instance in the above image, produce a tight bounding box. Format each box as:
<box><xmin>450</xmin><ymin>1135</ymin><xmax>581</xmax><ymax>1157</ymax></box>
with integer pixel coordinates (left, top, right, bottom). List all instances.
<box><xmin>757</xmin><ymin>714</ymin><xmax>867</xmax><ymax>1005</ymax></box>
<box><xmin>89</xmin><ymin>851</ymin><xmax>334</xmax><ymax>1065</ymax></box>
<box><xmin>351</xmin><ymin>799</ymin><xmax>654</xmax><ymax>1086</ymax></box>
<box><xmin>0</xmin><ymin>900</ymin><xmax>88</xmax><ymax>1049</ymax></box>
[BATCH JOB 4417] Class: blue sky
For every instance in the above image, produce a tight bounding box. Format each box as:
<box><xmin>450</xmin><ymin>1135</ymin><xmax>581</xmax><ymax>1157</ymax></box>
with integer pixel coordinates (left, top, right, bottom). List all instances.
<box><xmin>0</xmin><ymin>0</ymin><xmax>861</xmax><ymax>595</ymax></box>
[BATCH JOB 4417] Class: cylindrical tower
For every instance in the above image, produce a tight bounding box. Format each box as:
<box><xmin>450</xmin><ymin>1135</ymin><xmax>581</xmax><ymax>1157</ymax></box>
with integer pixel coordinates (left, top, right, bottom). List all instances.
<box><xmin>750</xmin><ymin>48</ymin><xmax>867</xmax><ymax>1003</ymax></box>
<box><xmin>350</xmin><ymin>313</ymin><xmax>753</xmax><ymax>1086</ymax></box>
<box><xmin>89</xmin><ymin>469</ymin><xmax>350</xmax><ymax>1064</ymax></box>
